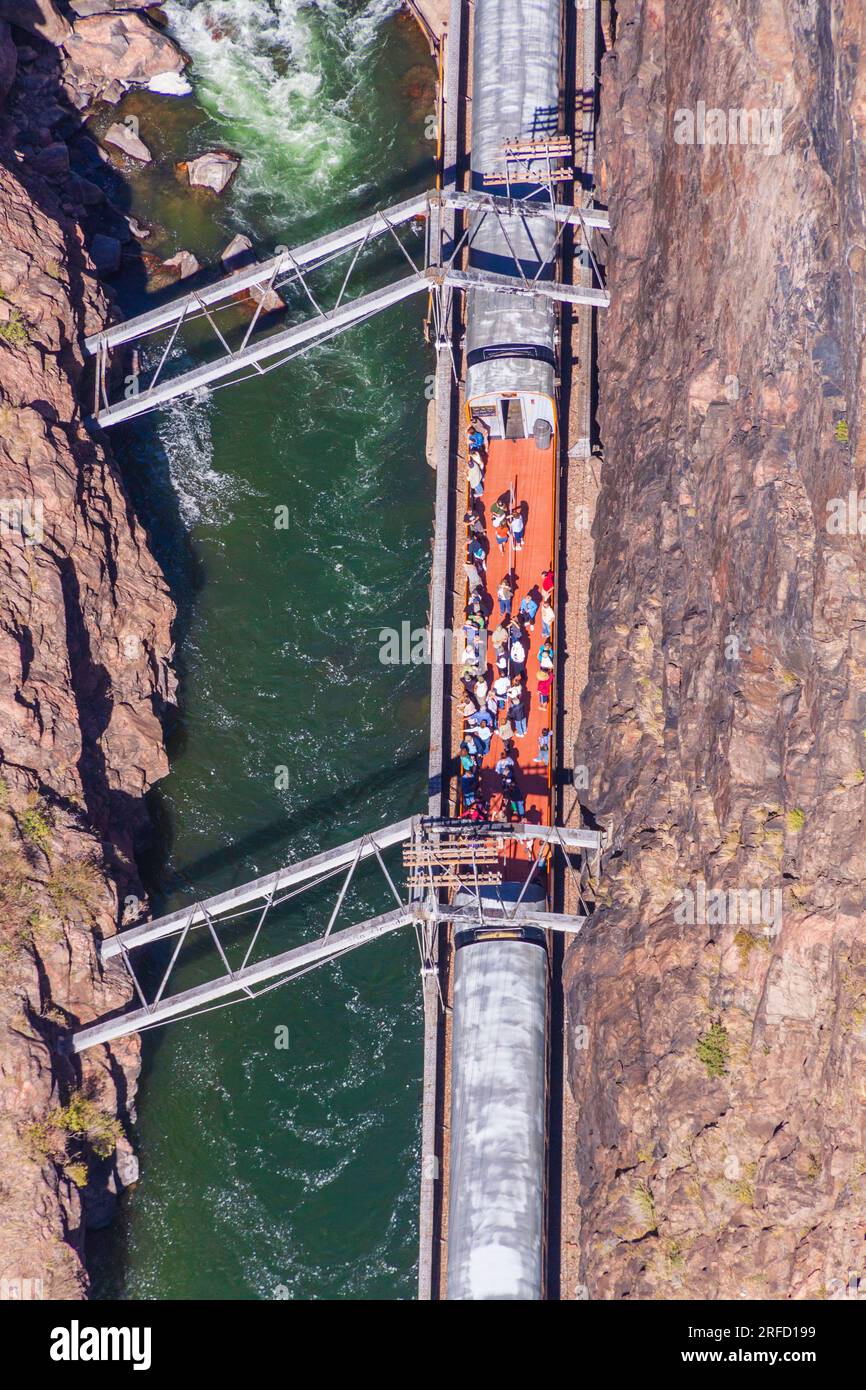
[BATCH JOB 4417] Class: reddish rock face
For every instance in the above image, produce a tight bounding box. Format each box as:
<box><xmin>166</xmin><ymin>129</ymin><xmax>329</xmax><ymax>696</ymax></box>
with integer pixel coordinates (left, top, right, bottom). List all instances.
<box><xmin>567</xmin><ymin>0</ymin><xmax>866</xmax><ymax>1299</ymax></box>
<box><xmin>61</xmin><ymin>11</ymin><xmax>185</xmax><ymax>106</ymax></box>
<box><xmin>0</xmin><ymin>157</ymin><xmax>175</xmax><ymax>1292</ymax></box>
<box><xmin>0</xmin><ymin>2</ymin><xmax>70</xmax><ymax>45</ymax></box>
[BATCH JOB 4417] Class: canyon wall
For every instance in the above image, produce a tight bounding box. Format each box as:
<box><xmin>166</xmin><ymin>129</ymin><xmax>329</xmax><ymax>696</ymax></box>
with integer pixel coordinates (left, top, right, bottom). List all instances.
<box><xmin>567</xmin><ymin>0</ymin><xmax>866</xmax><ymax>1298</ymax></box>
<box><xmin>0</xmin><ymin>15</ymin><xmax>175</xmax><ymax>1299</ymax></box>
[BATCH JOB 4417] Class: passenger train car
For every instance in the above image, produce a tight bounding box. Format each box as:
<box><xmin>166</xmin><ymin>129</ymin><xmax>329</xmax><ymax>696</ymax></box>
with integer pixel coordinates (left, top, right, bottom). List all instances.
<box><xmin>445</xmin><ymin>0</ymin><xmax>566</xmax><ymax>1301</ymax></box>
<box><xmin>446</xmin><ymin>883</ymin><xmax>549</xmax><ymax>1300</ymax></box>
<box><xmin>464</xmin><ymin>0</ymin><xmax>561</xmax><ymax>446</ymax></box>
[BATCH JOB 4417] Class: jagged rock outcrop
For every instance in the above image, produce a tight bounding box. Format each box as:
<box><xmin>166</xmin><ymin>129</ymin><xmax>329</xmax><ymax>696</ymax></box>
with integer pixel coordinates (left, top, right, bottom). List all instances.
<box><xmin>62</xmin><ymin>10</ymin><xmax>187</xmax><ymax>108</ymax></box>
<box><xmin>0</xmin><ymin>2</ymin><xmax>71</xmax><ymax>45</ymax></box>
<box><xmin>567</xmin><ymin>0</ymin><xmax>866</xmax><ymax>1299</ymax></box>
<box><xmin>0</xmin><ymin>55</ymin><xmax>175</xmax><ymax>1294</ymax></box>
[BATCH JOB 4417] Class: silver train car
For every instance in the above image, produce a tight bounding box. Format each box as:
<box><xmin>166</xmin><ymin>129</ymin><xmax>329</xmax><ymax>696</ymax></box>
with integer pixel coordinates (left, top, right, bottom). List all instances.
<box><xmin>465</xmin><ymin>0</ymin><xmax>562</xmax><ymax>445</ymax></box>
<box><xmin>446</xmin><ymin>883</ymin><xmax>549</xmax><ymax>1300</ymax></box>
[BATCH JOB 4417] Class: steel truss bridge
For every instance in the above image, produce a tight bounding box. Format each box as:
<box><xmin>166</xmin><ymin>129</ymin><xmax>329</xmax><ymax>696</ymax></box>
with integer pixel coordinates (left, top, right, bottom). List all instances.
<box><xmin>85</xmin><ymin>187</ymin><xmax>609</xmax><ymax>429</ymax></box>
<box><xmin>73</xmin><ymin>817</ymin><xmax>601</xmax><ymax>1053</ymax></box>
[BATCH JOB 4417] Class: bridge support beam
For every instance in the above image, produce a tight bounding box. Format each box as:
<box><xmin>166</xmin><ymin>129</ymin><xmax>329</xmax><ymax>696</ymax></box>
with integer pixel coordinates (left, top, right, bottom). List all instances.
<box><xmin>101</xmin><ymin>816</ymin><xmax>417</xmax><ymax>962</ymax></box>
<box><xmin>74</xmin><ymin>907</ymin><xmax>416</xmax><ymax>1053</ymax></box>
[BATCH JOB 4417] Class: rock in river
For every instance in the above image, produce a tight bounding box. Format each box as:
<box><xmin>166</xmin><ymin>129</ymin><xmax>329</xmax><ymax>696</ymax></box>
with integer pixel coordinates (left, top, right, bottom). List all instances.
<box><xmin>104</xmin><ymin>120</ymin><xmax>152</xmax><ymax>163</ymax></box>
<box><xmin>89</xmin><ymin>231</ymin><xmax>121</xmax><ymax>275</ymax></box>
<box><xmin>180</xmin><ymin>150</ymin><xmax>240</xmax><ymax>195</ymax></box>
<box><xmin>162</xmin><ymin>250</ymin><xmax>200</xmax><ymax>280</ymax></box>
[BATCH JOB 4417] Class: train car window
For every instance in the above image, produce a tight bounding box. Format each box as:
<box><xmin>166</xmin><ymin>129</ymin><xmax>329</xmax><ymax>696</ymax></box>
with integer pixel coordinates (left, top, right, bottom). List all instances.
<box><xmin>466</xmin><ymin>344</ymin><xmax>557</xmax><ymax>368</ymax></box>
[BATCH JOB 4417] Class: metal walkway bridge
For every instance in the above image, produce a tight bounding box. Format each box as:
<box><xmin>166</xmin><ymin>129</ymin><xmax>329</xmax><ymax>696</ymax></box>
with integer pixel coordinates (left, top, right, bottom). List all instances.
<box><xmin>73</xmin><ymin>817</ymin><xmax>601</xmax><ymax>1053</ymax></box>
<box><xmin>86</xmin><ymin>188</ymin><xmax>609</xmax><ymax>428</ymax></box>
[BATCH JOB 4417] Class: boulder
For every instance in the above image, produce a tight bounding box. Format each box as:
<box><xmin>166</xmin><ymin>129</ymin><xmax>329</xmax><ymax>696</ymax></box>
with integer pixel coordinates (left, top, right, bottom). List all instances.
<box><xmin>62</xmin><ymin>13</ymin><xmax>186</xmax><ymax>104</ymax></box>
<box><xmin>34</xmin><ymin>141</ymin><xmax>70</xmax><ymax>178</ymax></box>
<box><xmin>69</xmin><ymin>172</ymin><xmax>104</xmax><ymax>206</ymax></box>
<box><xmin>249</xmin><ymin>282</ymin><xmax>285</xmax><ymax>315</ymax></box>
<box><xmin>104</xmin><ymin>120</ymin><xmax>152</xmax><ymax>163</ymax></box>
<box><xmin>220</xmin><ymin>233</ymin><xmax>255</xmax><ymax>271</ymax></box>
<box><xmin>0</xmin><ymin>19</ymin><xmax>16</xmax><ymax>106</ymax></box>
<box><xmin>90</xmin><ymin>232</ymin><xmax>121</xmax><ymax>275</ymax></box>
<box><xmin>162</xmin><ymin>250</ymin><xmax>199</xmax><ymax>280</ymax></box>
<box><xmin>220</xmin><ymin>235</ymin><xmax>284</xmax><ymax>312</ymax></box>
<box><xmin>0</xmin><ymin>1</ymin><xmax>70</xmax><ymax>43</ymax></box>
<box><xmin>181</xmin><ymin>150</ymin><xmax>240</xmax><ymax>194</ymax></box>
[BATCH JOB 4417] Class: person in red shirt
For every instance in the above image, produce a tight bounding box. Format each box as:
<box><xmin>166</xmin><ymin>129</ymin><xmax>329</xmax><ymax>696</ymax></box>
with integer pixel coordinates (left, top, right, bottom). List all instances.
<box><xmin>538</xmin><ymin>670</ymin><xmax>553</xmax><ymax>708</ymax></box>
<box><xmin>541</xmin><ymin>568</ymin><xmax>554</xmax><ymax>600</ymax></box>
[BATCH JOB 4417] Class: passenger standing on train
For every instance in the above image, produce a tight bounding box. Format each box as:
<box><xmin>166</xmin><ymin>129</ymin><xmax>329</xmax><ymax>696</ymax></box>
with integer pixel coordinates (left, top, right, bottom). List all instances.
<box><xmin>467</xmin><ymin>419</ymin><xmax>487</xmax><ymax>457</ymax></box>
<box><xmin>510</xmin><ymin>633</ymin><xmax>526</xmax><ymax>669</ymax></box>
<box><xmin>535</xmin><ymin>727</ymin><xmax>552</xmax><ymax>766</ymax></box>
<box><xmin>538</xmin><ymin>639</ymin><xmax>555</xmax><ymax>672</ymax></box>
<box><xmin>468</xmin><ymin>455</ymin><xmax>484</xmax><ymax>499</ymax></box>
<box><xmin>508</xmin><ymin>781</ymin><xmax>526</xmax><ymax>820</ymax></box>
<box><xmin>474</xmin><ymin>675</ymin><xmax>489</xmax><ymax>705</ymax></box>
<box><xmin>494</xmin><ymin>511</ymin><xmax>510</xmax><ymax>552</ymax></box>
<box><xmin>468</xmin><ymin>533</ymin><xmax>487</xmax><ymax>571</ymax></box>
<box><xmin>464</xmin><ymin>549</ymin><xmax>483</xmax><ymax>595</ymax></box>
<box><xmin>492</xmin><ymin>622</ymin><xmax>509</xmax><ymax>656</ymax></box>
<box><xmin>474</xmin><ymin>721</ymin><xmax>493</xmax><ymax>756</ymax></box>
<box><xmin>519</xmin><ymin>592</ymin><xmax>539</xmax><ymax>631</ymax></box>
<box><xmin>510</xmin><ymin>506</ymin><xmax>525</xmax><ymax>551</ymax></box>
<box><xmin>492</xmin><ymin>673</ymin><xmax>510</xmax><ymax>711</ymax></box>
<box><xmin>495</xmin><ymin>752</ymin><xmax>515</xmax><ymax>780</ymax></box>
<box><xmin>509</xmin><ymin>694</ymin><xmax>528</xmax><ymax>739</ymax></box>
<box><xmin>498</xmin><ymin>717</ymin><xmax>514</xmax><ymax>745</ymax></box>
<box><xmin>465</xmin><ymin>731</ymin><xmax>484</xmax><ymax>759</ymax></box>
<box><xmin>464</xmin><ymin>506</ymin><xmax>485</xmax><ymax>539</ymax></box>
<box><xmin>541</xmin><ymin>568</ymin><xmax>554</xmax><ymax>601</ymax></box>
<box><xmin>497</xmin><ymin>576</ymin><xmax>514</xmax><ymax>617</ymax></box>
<box><xmin>537</xmin><ymin>670</ymin><xmax>552</xmax><ymax>708</ymax></box>
<box><xmin>461</xmin><ymin>771</ymin><xmax>478</xmax><ymax>806</ymax></box>
<box><xmin>541</xmin><ymin>599</ymin><xmax>555</xmax><ymax>640</ymax></box>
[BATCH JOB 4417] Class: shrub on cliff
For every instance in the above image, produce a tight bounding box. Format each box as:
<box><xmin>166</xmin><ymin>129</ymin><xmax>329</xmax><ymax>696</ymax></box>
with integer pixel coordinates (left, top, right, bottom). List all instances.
<box><xmin>696</xmin><ymin>1021</ymin><xmax>730</xmax><ymax>1078</ymax></box>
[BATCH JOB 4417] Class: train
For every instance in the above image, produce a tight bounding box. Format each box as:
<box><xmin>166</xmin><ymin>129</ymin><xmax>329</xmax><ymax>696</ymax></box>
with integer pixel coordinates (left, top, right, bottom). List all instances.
<box><xmin>445</xmin><ymin>0</ymin><xmax>565</xmax><ymax>1300</ymax></box>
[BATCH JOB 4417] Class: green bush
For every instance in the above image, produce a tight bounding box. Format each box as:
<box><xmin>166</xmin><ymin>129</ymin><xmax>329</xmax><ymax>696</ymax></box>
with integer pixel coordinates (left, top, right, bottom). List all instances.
<box><xmin>696</xmin><ymin>1021</ymin><xmax>730</xmax><ymax>1078</ymax></box>
<box><xmin>51</xmin><ymin>1091</ymin><xmax>123</xmax><ymax>1160</ymax></box>
<box><xmin>19</xmin><ymin>804</ymin><xmax>51</xmax><ymax>847</ymax></box>
<box><xmin>0</xmin><ymin>311</ymin><xmax>29</xmax><ymax>347</ymax></box>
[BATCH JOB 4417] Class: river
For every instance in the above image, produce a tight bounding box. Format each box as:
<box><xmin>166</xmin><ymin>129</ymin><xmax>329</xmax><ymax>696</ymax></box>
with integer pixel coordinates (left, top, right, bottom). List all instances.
<box><xmin>89</xmin><ymin>0</ymin><xmax>435</xmax><ymax>1300</ymax></box>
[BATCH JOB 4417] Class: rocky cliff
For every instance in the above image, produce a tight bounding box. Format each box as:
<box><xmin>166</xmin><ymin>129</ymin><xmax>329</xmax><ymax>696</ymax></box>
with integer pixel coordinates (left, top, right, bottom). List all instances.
<box><xmin>0</xmin><ymin>11</ymin><xmax>175</xmax><ymax>1299</ymax></box>
<box><xmin>567</xmin><ymin>0</ymin><xmax>866</xmax><ymax>1299</ymax></box>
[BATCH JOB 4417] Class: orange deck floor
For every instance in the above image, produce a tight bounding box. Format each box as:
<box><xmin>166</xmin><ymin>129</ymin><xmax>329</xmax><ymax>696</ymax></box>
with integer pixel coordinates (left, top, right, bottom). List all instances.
<box><xmin>460</xmin><ymin>435</ymin><xmax>556</xmax><ymax>874</ymax></box>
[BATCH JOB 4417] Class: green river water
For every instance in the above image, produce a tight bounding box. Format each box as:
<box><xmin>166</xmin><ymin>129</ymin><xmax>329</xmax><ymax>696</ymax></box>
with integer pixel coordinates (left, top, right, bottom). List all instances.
<box><xmin>88</xmin><ymin>0</ymin><xmax>436</xmax><ymax>1300</ymax></box>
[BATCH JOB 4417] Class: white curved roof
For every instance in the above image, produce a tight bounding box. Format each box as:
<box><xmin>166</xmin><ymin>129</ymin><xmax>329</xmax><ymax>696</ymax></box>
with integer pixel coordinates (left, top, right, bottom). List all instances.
<box><xmin>446</xmin><ymin>938</ymin><xmax>548</xmax><ymax>1300</ymax></box>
